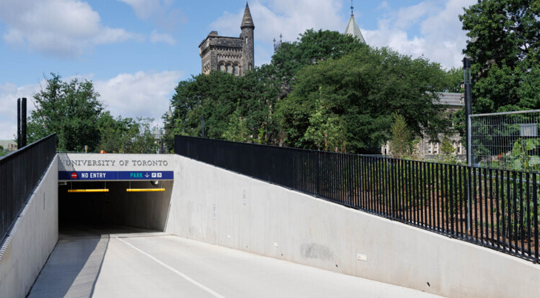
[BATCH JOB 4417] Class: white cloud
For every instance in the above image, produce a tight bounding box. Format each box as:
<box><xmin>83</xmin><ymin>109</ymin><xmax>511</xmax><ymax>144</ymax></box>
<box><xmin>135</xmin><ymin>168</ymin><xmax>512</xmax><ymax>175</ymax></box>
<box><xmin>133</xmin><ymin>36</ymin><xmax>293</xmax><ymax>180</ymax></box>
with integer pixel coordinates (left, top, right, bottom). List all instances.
<box><xmin>0</xmin><ymin>71</ymin><xmax>183</xmax><ymax>139</ymax></box>
<box><xmin>150</xmin><ymin>30</ymin><xmax>176</xmax><ymax>45</ymax></box>
<box><xmin>210</xmin><ymin>0</ymin><xmax>346</xmax><ymax>50</ymax></box>
<box><xmin>0</xmin><ymin>0</ymin><xmax>142</xmax><ymax>58</ymax></box>
<box><xmin>118</xmin><ymin>0</ymin><xmax>186</xmax><ymax>31</ymax></box>
<box><xmin>208</xmin><ymin>0</ymin><xmax>476</xmax><ymax>70</ymax></box>
<box><xmin>363</xmin><ymin>0</ymin><xmax>476</xmax><ymax>69</ymax></box>
<box><xmin>94</xmin><ymin>71</ymin><xmax>183</xmax><ymax>124</ymax></box>
<box><xmin>0</xmin><ymin>82</ymin><xmax>43</xmax><ymax>140</ymax></box>
<box><xmin>378</xmin><ymin>1</ymin><xmax>390</xmax><ymax>10</ymax></box>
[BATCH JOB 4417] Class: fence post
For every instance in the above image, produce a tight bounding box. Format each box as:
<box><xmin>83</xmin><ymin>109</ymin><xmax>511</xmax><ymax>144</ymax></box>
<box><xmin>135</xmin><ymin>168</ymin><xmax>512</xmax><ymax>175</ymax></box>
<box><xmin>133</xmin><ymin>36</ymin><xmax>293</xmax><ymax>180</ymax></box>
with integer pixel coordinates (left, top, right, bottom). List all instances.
<box><xmin>534</xmin><ymin>173</ymin><xmax>539</xmax><ymax>263</ymax></box>
<box><xmin>316</xmin><ymin>151</ymin><xmax>320</xmax><ymax>196</ymax></box>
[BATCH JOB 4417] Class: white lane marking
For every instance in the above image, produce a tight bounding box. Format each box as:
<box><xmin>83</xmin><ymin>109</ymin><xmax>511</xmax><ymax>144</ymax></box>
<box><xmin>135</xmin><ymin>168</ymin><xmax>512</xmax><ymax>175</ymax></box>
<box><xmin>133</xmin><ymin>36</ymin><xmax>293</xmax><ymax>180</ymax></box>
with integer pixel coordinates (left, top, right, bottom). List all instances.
<box><xmin>114</xmin><ymin>236</ymin><xmax>226</xmax><ymax>298</ymax></box>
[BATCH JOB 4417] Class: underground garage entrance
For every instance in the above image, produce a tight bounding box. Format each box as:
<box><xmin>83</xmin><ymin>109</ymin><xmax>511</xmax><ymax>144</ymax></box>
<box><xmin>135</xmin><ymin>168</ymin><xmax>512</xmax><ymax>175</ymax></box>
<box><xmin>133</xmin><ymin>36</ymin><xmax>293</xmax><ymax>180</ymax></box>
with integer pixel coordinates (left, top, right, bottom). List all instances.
<box><xmin>59</xmin><ymin>180</ymin><xmax>173</xmax><ymax>235</ymax></box>
<box><xmin>57</xmin><ymin>153</ymin><xmax>175</xmax><ymax>236</ymax></box>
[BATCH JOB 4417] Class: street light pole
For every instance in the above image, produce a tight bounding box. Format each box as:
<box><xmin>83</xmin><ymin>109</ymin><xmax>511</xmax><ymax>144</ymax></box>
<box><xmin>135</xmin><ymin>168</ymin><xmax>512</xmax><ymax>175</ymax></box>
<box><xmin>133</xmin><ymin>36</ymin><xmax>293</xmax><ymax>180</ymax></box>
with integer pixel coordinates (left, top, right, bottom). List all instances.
<box><xmin>463</xmin><ymin>57</ymin><xmax>472</xmax><ymax>232</ymax></box>
<box><xmin>464</xmin><ymin>58</ymin><xmax>472</xmax><ymax>167</ymax></box>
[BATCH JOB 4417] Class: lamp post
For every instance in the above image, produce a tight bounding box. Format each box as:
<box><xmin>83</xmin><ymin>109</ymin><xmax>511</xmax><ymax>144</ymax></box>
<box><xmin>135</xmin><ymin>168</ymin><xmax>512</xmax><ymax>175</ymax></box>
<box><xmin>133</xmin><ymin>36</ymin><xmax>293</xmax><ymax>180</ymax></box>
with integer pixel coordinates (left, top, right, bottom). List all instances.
<box><xmin>463</xmin><ymin>57</ymin><xmax>472</xmax><ymax>166</ymax></box>
<box><xmin>463</xmin><ymin>57</ymin><xmax>472</xmax><ymax>232</ymax></box>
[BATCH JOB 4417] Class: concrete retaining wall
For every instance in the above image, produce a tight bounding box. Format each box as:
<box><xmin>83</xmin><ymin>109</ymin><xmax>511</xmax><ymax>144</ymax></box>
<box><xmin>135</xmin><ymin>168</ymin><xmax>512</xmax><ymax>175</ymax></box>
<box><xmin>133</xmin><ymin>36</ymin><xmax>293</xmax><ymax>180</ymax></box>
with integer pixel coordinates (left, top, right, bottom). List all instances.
<box><xmin>167</xmin><ymin>155</ymin><xmax>540</xmax><ymax>298</ymax></box>
<box><xmin>0</xmin><ymin>155</ymin><xmax>59</xmax><ymax>298</ymax></box>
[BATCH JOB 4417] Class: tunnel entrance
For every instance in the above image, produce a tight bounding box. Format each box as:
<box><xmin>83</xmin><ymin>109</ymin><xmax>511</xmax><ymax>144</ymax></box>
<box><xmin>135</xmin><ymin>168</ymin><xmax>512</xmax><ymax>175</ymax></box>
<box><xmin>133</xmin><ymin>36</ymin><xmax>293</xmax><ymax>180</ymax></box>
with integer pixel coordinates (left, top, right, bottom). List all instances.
<box><xmin>58</xmin><ymin>180</ymin><xmax>173</xmax><ymax>236</ymax></box>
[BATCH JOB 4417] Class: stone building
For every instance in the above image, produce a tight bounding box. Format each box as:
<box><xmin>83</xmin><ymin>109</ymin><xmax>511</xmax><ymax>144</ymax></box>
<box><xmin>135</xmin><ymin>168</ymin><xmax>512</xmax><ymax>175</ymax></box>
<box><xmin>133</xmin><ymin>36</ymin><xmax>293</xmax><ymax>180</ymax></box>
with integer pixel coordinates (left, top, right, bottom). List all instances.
<box><xmin>381</xmin><ymin>92</ymin><xmax>467</xmax><ymax>161</ymax></box>
<box><xmin>199</xmin><ymin>3</ymin><xmax>255</xmax><ymax>76</ymax></box>
<box><xmin>0</xmin><ymin>140</ymin><xmax>17</xmax><ymax>152</ymax></box>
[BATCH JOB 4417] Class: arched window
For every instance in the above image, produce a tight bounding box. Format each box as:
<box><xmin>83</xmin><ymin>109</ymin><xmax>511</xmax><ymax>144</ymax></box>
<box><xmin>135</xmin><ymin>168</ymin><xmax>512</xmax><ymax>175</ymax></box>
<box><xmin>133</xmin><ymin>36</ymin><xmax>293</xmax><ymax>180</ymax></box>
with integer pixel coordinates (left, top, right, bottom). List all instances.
<box><xmin>220</xmin><ymin>63</ymin><xmax>226</xmax><ymax>72</ymax></box>
<box><xmin>227</xmin><ymin>64</ymin><xmax>233</xmax><ymax>74</ymax></box>
<box><xmin>234</xmin><ymin>65</ymin><xmax>239</xmax><ymax>76</ymax></box>
<box><xmin>248</xmin><ymin>63</ymin><xmax>253</xmax><ymax>71</ymax></box>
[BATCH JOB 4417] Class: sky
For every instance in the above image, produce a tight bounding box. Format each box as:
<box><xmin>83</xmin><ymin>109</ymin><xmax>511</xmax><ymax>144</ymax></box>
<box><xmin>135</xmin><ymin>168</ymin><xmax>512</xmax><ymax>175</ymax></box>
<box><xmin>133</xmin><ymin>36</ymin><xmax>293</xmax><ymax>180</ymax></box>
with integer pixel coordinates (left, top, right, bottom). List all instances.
<box><xmin>0</xmin><ymin>0</ymin><xmax>477</xmax><ymax>140</ymax></box>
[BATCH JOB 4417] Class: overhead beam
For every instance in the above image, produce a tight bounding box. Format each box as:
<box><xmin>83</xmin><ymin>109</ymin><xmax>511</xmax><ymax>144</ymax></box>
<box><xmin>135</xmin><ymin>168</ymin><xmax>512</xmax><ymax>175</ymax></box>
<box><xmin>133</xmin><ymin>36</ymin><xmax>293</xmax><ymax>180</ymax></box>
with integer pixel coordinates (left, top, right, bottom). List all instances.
<box><xmin>126</xmin><ymin>188</ymin><xmax>166</xmax><ymax>192</ymax></box>
<box><xmin>68</xmin><ymin>189</ymin><xmax>109</xmax><ymax>193</ymax></box>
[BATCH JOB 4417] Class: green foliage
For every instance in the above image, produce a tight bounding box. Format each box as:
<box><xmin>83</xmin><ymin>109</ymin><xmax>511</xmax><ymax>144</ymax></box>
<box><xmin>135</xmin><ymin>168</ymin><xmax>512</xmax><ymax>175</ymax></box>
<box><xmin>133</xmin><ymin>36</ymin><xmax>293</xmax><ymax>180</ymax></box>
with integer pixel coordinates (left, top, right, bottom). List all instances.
<box><xmin>277</xmin><ymin>46</ymin><xmax>450</xmax><ymax>152</ymax></box>
<box><xmin>26</xmin><ymin>73</ymin><xmax>159</xmax><ymax>153</ymax></box>
<box><xmin>390</xmin><ymin>114</ymin><xmax>416</xmax><ymax>159</ymax></box>
<box><xmin>163</xmin><ymin>64</ymin><xmax>282</xmax><ymax>150</ymax></box>
<box><xmin>271</xmin><ymin>29</ymin><xmax>366</xmax><ymax>93</ymax></box>
<box><xmin>166</xmin><ymin>29</ymin><xmax>454</xmax><ymax>153</ymax></box>
<box><xmin>27</xmin><ymin>73</ymin><xmax>103</xmax><ymax>152</ymax></box>
<box><xmin>97</xmin><ymin>112</ymin><xmax>159</xmax><ymax>153</ymax></box>
<box><xmin>0</xmin><ymin>147</ymin><xmax>8</xmax><ymax>157</ymax></box>
<box><xmin>461</xmin><ymin>0</ymin><xmax>540</xmax><ymax>113</ymax></box>
<box><xmin>506</xmin><ymin>138</ymin><xmax>540</xmax><ymax>171</ymax></box>
<box><xmin>303</xmin><ymin>87</ymin><xmax>347</xmax><ymax>152</ymax></box>
<box><xmin>222</xmin><ymin>101</ymin><xmax>249</xmax><ymax>142</ymax></box>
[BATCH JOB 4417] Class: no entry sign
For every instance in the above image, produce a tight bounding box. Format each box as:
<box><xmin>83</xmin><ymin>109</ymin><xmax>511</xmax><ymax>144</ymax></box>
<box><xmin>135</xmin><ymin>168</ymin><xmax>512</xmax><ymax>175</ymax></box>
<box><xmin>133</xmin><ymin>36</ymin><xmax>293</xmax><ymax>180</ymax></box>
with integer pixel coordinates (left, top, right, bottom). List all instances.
<box><xmin>71</xmin><ymin>172</ymin><xmax>78</xmax><ymax>179</ymax></box>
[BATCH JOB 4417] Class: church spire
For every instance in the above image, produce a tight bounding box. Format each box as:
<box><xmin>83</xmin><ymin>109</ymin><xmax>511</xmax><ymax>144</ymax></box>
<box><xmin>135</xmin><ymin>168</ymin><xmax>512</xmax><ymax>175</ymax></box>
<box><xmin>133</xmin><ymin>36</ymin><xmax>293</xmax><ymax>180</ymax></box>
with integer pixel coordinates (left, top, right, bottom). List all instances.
<box><xmin>344</xmin><ymin>0</ymin><xmax>365</xmax><ymax>44</ymax></box>
<box><xmin>241</xmin><ymin>2</ymin><xmax>255</xmax><ymax>29</ymax></box>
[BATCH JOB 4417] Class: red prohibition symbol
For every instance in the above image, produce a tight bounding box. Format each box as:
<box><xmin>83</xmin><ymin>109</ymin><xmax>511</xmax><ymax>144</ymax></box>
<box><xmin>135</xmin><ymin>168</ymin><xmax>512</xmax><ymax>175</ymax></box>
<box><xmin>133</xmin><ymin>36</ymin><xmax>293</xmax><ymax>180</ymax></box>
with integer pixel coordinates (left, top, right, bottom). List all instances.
<box><xmin>71</xmin><ymin>172</ymin><xmax>78</xmax><ymax>179</ymax></box>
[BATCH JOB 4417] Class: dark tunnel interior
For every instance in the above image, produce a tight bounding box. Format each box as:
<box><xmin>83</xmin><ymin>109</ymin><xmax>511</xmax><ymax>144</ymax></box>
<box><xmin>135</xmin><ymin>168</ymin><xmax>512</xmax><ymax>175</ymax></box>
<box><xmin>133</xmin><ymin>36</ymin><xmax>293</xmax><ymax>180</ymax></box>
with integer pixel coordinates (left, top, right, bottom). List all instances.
<box><xmin>58</xmin><ymin>181</ymin><xmax>173</xmax><ymax>233</ymax></box>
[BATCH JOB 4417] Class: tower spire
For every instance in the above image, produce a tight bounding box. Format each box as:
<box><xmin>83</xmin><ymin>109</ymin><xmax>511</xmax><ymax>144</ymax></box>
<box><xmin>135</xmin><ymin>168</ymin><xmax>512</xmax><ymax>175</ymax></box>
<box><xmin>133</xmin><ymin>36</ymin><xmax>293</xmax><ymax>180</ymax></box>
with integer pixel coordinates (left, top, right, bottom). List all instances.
<box><xmin>344</xmin><ymin>0</ymin><xmax>366</xmax><ymax>44</ymax></box>
<box><xmin>241</xmin><ymin>2</ymin><xmax>255</xmax><ymax>29</ymax></box>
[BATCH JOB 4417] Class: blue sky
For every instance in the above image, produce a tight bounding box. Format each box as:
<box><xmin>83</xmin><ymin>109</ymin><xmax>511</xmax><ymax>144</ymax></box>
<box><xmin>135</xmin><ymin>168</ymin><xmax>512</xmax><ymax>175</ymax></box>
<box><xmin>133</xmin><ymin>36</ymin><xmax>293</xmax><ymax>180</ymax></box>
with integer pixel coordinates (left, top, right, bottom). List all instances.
<box><xmin>0</xmin><ymin>0</ymin><xmax>476</xmax><ymax>140</ymax></box>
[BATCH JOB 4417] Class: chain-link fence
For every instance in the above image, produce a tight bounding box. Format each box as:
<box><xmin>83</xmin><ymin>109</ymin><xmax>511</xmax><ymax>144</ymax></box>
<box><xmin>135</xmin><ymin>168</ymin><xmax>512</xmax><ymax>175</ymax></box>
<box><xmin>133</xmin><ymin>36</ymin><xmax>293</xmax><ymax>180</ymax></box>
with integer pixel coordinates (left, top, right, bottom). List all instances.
<box><xmin>471</xmin><ymin>110</ymin><xmax>540</xmax><ymax>171</ymax></box>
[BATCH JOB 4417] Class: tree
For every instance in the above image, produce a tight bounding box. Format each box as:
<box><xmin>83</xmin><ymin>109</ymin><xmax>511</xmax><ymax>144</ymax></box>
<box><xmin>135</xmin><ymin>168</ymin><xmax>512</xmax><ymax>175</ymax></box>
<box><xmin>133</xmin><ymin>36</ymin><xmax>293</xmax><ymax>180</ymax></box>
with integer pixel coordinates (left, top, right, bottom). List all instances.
<box><xmin>390</xmin><ymin>114</ymin><xmax>417</xmax><ymax>159</ymax></box>
<box><xmin>27</xmin><ymin>73</ymin><xmax>103</xmax><ymax>152</ymax></box>
<box><xmin>277</xmin><ymin>47</ymin><xmax>451</xmax><ymax>153</ymax></box>
<box><xmin>272</xmin><ymin>29</ymin><xmax>366</xmax><ymax>95</ymax></box>
<box><xmin>98</xmin><ymin>112</ymin><xmax>159</xmax><ymax>153</ymax></box>
<box><xmin>163</xmin><ymin>65</ymin><xmax>283</xmax><ymax>150</ymax></box>
<box><xmin>440</xmin><ymin>134</ymin><xmax>458</xmax><ymax>163</ymax></box>
<box><xmin>460</xmin><ymin>0</ymin><xmax>540</xmax><ymax>113</ymax></box>
<box><xmin>0</xmin><ymin>145</ymin><xmax>8</xmax><ymax>157</ymax></box>
<box><xmin>303</xmin><ymin>87</ymin><xmax>347</xmax><ymax>152</ymax></box>
<box><xmin>123</xmin><ymin>118</ymin><xmax>160</xmax><ymax>153</ymax></box>
<box><xmin>222</xmin><ymin>101</ymin><xmax>249</xmax><ymax>142</ymax></box>
<box><xmin>163</xmin><ymin>71</ymin><xmax>240</xmax><ymax>150</ymax></box>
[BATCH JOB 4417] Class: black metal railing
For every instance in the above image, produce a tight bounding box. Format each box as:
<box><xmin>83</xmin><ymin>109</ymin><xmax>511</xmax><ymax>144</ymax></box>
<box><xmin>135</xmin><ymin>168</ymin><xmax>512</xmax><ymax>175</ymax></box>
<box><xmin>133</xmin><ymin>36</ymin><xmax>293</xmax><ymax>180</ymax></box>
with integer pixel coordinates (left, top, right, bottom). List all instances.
<box><xmin>175</xmin><ymin>136</ymin><xmax>540</xmax><ymax>264</ymax></box>
<box><xmin>0</xmin><ymin>134</ymin><xmax>56</xmax><ymax>245</ymax></box>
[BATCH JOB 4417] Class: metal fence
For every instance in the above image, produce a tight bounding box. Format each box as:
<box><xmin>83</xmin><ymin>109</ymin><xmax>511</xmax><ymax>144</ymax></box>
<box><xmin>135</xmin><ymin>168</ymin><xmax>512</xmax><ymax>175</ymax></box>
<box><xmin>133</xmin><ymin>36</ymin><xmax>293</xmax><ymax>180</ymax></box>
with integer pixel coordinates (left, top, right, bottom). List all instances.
<box><xmin>175</xmin><ymin>135</ymin><xmax>540</xmax><ymax>264</ymax></box>
<box><xmin>471</xmin><ymin>109</ymin><xmax>540</xmax><ymax>171</ymax></box>
<box><xmin>0</xmin><ymin>134</ymin><xmax>56</xmax><ymax>245</ymax></box>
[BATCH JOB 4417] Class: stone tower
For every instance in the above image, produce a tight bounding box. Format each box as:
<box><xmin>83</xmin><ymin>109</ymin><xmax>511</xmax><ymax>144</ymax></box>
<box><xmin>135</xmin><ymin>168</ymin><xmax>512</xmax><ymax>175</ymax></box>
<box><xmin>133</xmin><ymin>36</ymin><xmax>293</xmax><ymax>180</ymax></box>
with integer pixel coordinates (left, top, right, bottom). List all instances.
<box><xmin>240</xmin><ymin>3</ymin><xmax>255</xmax><ymax>72</ymax></box>
<box><xmin>199</xmin><ymin>3</ymin><xmax>255</xmax><ymax>76</ymax></box>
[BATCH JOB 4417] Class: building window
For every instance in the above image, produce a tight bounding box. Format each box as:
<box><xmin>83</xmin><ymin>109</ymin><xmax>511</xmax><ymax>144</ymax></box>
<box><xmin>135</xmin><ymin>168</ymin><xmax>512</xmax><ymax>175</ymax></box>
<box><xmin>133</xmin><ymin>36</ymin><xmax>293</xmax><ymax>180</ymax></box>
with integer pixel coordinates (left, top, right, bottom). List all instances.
<box><xmin>457</xmin><ymin>144</ymin><xmax>461</xmax><ymax>154</ymax></box>
<box><xmin>434</xmin><ymin>143</ymin><xmax>438</xmax><ymax>154</ymax></box>
<box><xmin>234</xmin><ymin>65</ymin><xmax>239</xmax><ymax>76</ymax></box>
<box><xmin>220</xmin><ymin>64</ymin><xmax>226</xmax><ymax>72</ymax></box>
<box><xmin>248</xmin><ymin>63</ymin><xmax>252</xmax><ymax>70</ymax></box>
<box><xmin>428</xmin><ymin>143</ymin><xmax>432</xmax><ymax>154</ymax></box>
